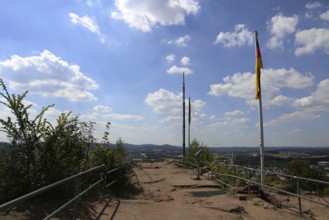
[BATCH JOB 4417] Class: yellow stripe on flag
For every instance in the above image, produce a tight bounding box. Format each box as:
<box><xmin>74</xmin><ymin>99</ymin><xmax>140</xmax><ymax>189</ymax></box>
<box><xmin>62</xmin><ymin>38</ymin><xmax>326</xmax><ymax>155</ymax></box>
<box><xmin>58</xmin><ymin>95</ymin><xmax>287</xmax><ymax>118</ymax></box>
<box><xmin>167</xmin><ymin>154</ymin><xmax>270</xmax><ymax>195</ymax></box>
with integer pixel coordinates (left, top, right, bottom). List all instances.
<box><xmin>255</xmin><ymin>31</ymin><xmax>263</xmax><ymax>100</ymax></box>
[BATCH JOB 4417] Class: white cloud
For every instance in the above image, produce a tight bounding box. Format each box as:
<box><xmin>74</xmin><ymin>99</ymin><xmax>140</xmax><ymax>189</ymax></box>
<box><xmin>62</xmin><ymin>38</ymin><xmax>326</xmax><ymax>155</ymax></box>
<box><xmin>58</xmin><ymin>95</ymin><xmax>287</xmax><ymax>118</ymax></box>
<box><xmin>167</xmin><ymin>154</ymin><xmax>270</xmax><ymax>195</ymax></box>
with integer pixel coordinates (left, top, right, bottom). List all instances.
<box><xmin>214</xmin><ymin>24</ymin><xmax>253</xmax><ymax>47</ymax></box>
<box><xmin>305</xmin><ymin>2</ymin><xmax>322</xmax><ymax>9</ymax></box>
<box><xmin>209</xmin><ymin>117</ymin><xmax>250</xmax><ymax>129</ymax></box>
<box><xmin>145</xmin><ymin>88</ymin><xmax>182</xmax><ymax>115</ymax></box>
<box><xmin>209</xmin><ymin>115</ymin><xmax>217</xmax><ymax>121</ymax></box>
<box><xmin>111</xmin><ymin>0</ymin><xmax>200</xmax><ymax>32</ymax></box>
<box><xmin>145</xmin><ymin>88</ymin><xmax>205</xmax><ymax>124</ymax></box>
<box><xmin>287</xmin><ymin>128</ymin><xmax>304</xmax><ymax>135</ymax></box>
<box><xmin>266</xmin><ymin>95</ymin><xmax>294</xmax><ymax>106</ymax></box>
<box><xmin>293</xmin><ymin>79</ymin><xmax>329</xmax><ymax>112</ymax></box>
<box><xmin>166</xmin><ymin>54</ymin><xmax>176</xmax><ymax>63</ymax></box>
<box><xmin>160</xmin><ymin>115</ymin><xmax>181</xmax><ymax>123</ymax></box>
<box><xmin>79</xmin><ymin>112</ymin><xmax>99</xmax><ymax>122</ymax></box>
<box><xmin>192</xmin><ymin>99</ymin><xmax>205</xmax><ymax>111</ymax></box>
<box><xmin>0</xmin><ymin>50</ymin><xmax>99</xmax><ymax>101</ymax></box>
<box><xmin>69</xmin><ymin>13</ymin><xmax>105</xmax><ymax>43</ymax></box>
<box><xmin>225</xmin><ymin>110</ymin><xmax>244</xmax><ymax>116</ymax></box>
<box><xmin>164</xmin><ymin>35</ymin><xmax>191</xmax><ymax>47</ymax></box>
<box><xmin>167</xmin><ymin>65</ymin><xmax>193</xmax><ymax>74</ymax></box>
<box><xmin>305</xmin><ymin>12</ymin><xmax>313</xmax><ymax>19</ymax></box>
<box><xmin>295</xmin><ymin>28</ymin><xmax>329</xmax><ymax>55</ymax></box>
<box><xmin>265</xmin><ymin>111</ymin><xmax>320</xmax><ymax>126</ymax></box>
<box><xmin>93</xmin><ymin>105</ymin><xmax>112</xmax><ymax>113</ymax></box>
<box><xmin>320</xmin><ymin>10</ymin><xmax>329</xmax><ymax>21</ymax></box>
<box><xmin>43</xmin><ymin>106</ymin><xmax>61</xmax><ymax>116</ymax></box>
<box><xmin>208</xmin><ymin>68</ymin><xmax>313</xmax><ymax>105</ymax></box>
<box><xmin>181</xmin><ymin>56</ymin><xmax>190</xmax><ymax>65</ymax></box>
<box><xmin>267</xmin><ymin>13</ymin><xmax>298</xmax><ymax>49</ymax></box>
<box><xmin>105</xmin><ymin>113</ymin><xmax>144</xmax><ymax>120</ymax></box>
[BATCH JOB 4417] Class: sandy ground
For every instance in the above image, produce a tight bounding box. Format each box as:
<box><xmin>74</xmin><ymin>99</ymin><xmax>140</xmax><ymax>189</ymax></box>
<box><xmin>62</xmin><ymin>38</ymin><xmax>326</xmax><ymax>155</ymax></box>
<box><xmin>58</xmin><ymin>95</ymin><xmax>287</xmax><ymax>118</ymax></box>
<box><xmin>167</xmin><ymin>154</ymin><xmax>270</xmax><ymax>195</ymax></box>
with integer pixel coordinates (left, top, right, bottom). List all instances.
<box><xmin>92</xmin><ymin>160</ymin><xmax>329</xmax><ymax>220</ymax></box>
<box><xmin>1</xmin><ymin>160</ymin><xmax>329</xmax><ymax>219</ymax></box>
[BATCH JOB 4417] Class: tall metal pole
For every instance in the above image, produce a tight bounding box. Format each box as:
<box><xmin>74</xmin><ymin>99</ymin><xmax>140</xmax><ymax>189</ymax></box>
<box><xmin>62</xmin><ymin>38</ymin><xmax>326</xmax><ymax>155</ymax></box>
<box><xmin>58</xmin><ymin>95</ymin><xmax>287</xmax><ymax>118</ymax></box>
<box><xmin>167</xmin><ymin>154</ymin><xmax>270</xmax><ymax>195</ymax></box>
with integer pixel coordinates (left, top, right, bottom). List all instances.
<box><xmin>258</xmin><ymin>78</ymin><xmax>265</xmax><ymax>185</ymax></box>
<box><xmin>182</xmin><ymin>73</ymin><xmax>186</xmax><ymax>157</ymax></box>
<box><xmin>188</xmin><ymin>96</ymin><xmax>191</xmax><ymax>147</ymax></box>
<box><xmin>255</xmin><ymin>31</ymin><xmax>265</xmax><ymax>185</ymax></box>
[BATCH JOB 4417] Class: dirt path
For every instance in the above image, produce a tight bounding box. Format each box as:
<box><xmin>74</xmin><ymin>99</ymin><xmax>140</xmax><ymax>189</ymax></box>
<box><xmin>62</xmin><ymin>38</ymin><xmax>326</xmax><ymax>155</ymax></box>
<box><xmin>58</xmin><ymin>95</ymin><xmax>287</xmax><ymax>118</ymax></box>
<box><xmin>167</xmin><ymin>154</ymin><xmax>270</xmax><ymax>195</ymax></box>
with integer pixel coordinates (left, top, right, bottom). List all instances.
<box><xmin>99</xmin><ymin>161</ymin><xmax>329</xmax><ymax>220</ymax></box>
<box><xmin>2</xmin><ymin>160</ymin><xmax>328</xmax><ymax>219</ymax></box>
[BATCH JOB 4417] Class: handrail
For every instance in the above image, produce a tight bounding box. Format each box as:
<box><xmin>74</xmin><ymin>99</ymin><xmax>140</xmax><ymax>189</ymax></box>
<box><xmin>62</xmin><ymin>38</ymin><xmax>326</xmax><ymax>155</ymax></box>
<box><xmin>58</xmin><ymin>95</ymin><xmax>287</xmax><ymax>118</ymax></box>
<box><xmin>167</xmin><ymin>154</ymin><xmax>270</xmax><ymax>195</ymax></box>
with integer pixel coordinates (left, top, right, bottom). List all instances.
<box><xmin>204</xmin><ymin>167</ymin><xmax>329</xmax><ymax>207</ymax></box>
<box><xmin>44</xmin><ymin>178</ymin><xmax>105</xmax><ymax>220</ymax></box>
<box><xmin>0</xmin><ymin>164</ymin><xmax>124</xmax><ymax>220</ymax></box>
<box><xmin>183</xmin><ymin>158</ymin><xmax>329</xmax><ymax>213</ymax></box>
<box><xmin>0</xmin><ymin>164</ymin><xmax>105</xmax><ymax>211</ymax></box>
<box><xmin>234</xmin><ymin>164</ymin><xmax>329</xmax><ymax>186</ymax></box>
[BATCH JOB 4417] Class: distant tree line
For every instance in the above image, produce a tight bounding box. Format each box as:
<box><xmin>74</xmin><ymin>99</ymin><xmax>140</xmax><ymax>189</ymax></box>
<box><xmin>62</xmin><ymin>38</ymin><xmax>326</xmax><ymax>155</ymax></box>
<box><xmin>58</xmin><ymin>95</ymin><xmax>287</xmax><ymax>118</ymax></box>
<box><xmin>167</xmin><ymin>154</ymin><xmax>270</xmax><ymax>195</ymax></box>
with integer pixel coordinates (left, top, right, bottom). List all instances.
<box><xmin>0</xmin><ymin>79</ymin><xmax>132</xmax><ymax>204</ymax></box>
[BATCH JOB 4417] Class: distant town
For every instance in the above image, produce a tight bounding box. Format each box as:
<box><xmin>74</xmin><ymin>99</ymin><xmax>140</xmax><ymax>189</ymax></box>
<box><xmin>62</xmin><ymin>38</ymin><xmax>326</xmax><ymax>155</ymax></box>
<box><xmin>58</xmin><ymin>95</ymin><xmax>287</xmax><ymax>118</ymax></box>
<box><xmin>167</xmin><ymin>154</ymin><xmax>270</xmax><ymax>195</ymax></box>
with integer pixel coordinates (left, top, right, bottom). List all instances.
<box><xmin>116</xmin><ymin>143</ymin><xmax>329</xmax><ymax>176</ymax></box>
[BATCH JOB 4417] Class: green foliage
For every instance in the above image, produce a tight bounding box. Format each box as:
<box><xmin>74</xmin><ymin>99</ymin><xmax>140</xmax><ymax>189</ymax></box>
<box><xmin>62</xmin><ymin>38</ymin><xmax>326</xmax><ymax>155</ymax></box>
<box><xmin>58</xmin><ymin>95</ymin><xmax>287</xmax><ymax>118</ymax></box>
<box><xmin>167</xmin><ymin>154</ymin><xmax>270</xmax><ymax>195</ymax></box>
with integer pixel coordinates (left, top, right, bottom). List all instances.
<box><xmin>0</xmin><ymin>79</ymin><xmax>131</xmax><ymax>203</ymax></box>
<box><xmin>88</xmin><ymin>137</ymin><xmax>132</xmax><ymax>196</ymax></box>
<box><xmin>187</xmin><ymin>139</ymin><xmax>215</xmax><ymax>163</ymax></box>
<box><xmin>181</xmin><ymin>139</ymin><xmax>216</xmax><ymax>174</ymax></box>
<box><xmin>285</xmin><ymin>159</ymin><xmax>329</xmax><ymax>194</ymax></box>
<box><xmin>37</xmin><ymin>113</ymin><xmax>90</xmax><ymax>189</ymax></box>
<box><xmin>0</xmin><ymin>79</ymin><xmax>53</xmax><ymax>199</ymax></box>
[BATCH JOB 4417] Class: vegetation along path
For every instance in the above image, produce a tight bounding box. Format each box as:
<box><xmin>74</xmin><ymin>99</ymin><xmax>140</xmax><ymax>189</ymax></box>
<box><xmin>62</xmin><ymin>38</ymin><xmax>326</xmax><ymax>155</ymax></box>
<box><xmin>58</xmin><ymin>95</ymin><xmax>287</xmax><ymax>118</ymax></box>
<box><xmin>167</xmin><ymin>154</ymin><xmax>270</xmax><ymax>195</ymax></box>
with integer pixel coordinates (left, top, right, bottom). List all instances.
<box><xmin>92</xmin><ymin>160</ymin><xmax>329</xmax><ymax>220</ymax></box>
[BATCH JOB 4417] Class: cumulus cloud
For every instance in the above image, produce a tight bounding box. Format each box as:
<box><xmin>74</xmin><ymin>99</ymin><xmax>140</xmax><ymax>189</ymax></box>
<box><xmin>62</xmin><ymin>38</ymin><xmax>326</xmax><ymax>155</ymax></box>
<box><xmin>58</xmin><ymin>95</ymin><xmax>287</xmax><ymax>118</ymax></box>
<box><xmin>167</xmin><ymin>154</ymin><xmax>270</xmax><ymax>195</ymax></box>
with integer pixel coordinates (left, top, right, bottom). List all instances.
<box><xmin>293</xmin><ymin>79</ymin><xmax>329</xmax><ymax>112</ymax></box>
<box><xmin>93</xmin><ymin>105</ymin><xmax>112</xmax><ymax>113</ymax></box>
<box><xmin>225</xmin><ymin>110</ymin><xmax>244</xmax><ymax>116</ymax></box>
<box><xmin>264</xmin><ymin>111</ymin><xmax>320</xmax><ymax>126</ymax></box>
<box><xmin>111</xmin><ymin>0</ymin><xmax>200</xmax><ymax>32</ymax></box>
<box><xmin>105</xmin><ymin>113</ymin><xmax>144</xmax><ymax>120</ymax></box>
<box><xmin>0</xmin><ymin>50</ymin><xmax>99</xmax><ymax>101</ymax></box>
<box><xmin>166</xmin><ymin>54</ymin><xmax>176</xmax><ymax>63</ymax></box>
<box><xmin>181</xmin><ymin>56</ymin><xmax>190</xmax><ymax>65</ymax></box>
<box><xmin>160</xmin><ymin>115</ymin><xmax>181</xmax><ymax>123</ymax></box>
<box><xmin>266</xmin><ymin>95</ymin><xmax>294</xmax><ymax>106</ymax></box>
<box><xmin>69</xmin><ymin>13</ymin><xmax>105</xmax><ymax>43</ymax></box>
<box><xmin>267</xmin><ymin>13</ymin><xmax>298</xmax><ymax>49</ymax></box>
<box><xmin>145</xmin><ymin>88</ymin><xmax>206</xmax><ymax>123</ymax></box>
<box><xmin>167</xmin><ymin>65</ymin><xmax>193</xmax><ymax>74</ymax></box>
<box><xmin>208</xmin><ymin>68</ymin><xmax>313</xmax><ymax>105</ymax></box>
<box><xmin>145</xmin><ymin>88</ymin><xmax>182</xmax><ymax>115</ymax></box>
<box><xmin>320</xmin><ymin>10</ymin><xmax>329</xmax><ymax>21</ymax></box>
<box><xmin>214</xmin><ymin>24</ymin><xmax>253</xmax><ymax>47</ymax></box>
<box><xmin>294</xmin><ymin>28</ymin><xmax>329</xmax><ymax>55</ymax></box>
<box><xmin>305</xmin><ymin>2</ymin><xmax>322</xmax><ymax>9</ymax></box>
<box><xmin>164</xmin><ymin>35</ymin><xmax>191</xmax><ymax>47</ymax></box>
<box><xmin>209</xmin><ymin>117</ymin><xmax>250</xmax><ymax>129</ymax></box>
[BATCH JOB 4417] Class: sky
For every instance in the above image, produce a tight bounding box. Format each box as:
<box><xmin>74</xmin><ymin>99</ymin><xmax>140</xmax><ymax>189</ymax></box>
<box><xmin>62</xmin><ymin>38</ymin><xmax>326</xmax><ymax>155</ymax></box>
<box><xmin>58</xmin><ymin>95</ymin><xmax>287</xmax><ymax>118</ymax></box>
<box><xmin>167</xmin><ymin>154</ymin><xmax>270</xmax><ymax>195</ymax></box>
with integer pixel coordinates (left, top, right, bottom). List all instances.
<box><xmin>0</xmin><ymin>0</ymin><xmax>329</xmax><ymax>147</ymax></box>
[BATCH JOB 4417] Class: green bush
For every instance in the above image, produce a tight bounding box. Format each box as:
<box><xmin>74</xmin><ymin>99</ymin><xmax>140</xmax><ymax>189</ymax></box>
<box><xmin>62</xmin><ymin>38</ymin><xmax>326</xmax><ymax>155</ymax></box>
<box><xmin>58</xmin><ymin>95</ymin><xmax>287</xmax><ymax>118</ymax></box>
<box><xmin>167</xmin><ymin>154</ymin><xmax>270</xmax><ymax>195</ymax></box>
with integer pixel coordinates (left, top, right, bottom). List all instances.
<box><xmin>0</xmin><ymin>79</ymin><xmax>132</xmax><ymax>203</ymax></box>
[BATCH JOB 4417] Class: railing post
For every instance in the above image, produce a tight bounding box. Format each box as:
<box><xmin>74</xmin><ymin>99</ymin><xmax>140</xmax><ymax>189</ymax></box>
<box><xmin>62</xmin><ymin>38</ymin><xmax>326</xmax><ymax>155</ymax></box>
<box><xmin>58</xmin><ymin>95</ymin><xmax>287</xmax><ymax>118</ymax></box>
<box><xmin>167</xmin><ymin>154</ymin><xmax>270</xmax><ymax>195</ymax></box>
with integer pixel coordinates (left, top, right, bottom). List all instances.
<box><xmin>247</xmin><ymin>169</ymin><xmax>251</xmax><ymax>196</ymax></box>
<box><xmin>194</xmin><ymin>150</ymin><xmax>202</xmax><ymax>180</ymax></box>
<box><xmin>234</xmin><ymin>165</ymin><xmax>237</xmax><ymax>187</ymax></box>
<box><xmin>74</xmin><ymin>177</ymin><xmax>80</xmax><ymax>220</ymax></box>
<box><xmin>297</xmin><ymin>179</ymin><xmax>302</xmax><ymax>218</ymax></box>
<box><xmin>196</xmin><ymin>158</ymin><xmax>201</xmax><ymax>180</ymax></box>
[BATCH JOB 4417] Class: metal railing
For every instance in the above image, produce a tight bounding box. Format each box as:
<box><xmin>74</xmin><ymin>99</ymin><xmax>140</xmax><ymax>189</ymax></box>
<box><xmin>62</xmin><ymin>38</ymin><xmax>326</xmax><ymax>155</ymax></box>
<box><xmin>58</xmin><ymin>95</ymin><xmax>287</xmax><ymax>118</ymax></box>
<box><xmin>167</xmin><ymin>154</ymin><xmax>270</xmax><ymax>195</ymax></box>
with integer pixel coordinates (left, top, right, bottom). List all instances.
<box><xmin>0</xmin><ymin>164</ymin><xmax>124</xmax><ymax>219</ymax></box>
<box><xmin>179</xmin><ymin>157</ymin><xmax>329</xmax><ymax>218</ymax></box>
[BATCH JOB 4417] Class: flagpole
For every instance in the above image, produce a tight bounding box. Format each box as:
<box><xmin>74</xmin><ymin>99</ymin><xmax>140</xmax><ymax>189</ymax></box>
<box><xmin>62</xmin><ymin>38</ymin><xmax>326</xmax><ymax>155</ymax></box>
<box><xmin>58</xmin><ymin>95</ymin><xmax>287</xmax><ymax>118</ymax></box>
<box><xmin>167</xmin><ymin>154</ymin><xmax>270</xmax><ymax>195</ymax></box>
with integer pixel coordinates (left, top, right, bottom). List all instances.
<box><xmin>258</xmin><ymin>77</ymin><xmax>265</xmax><ymax>185</ymax></box>
<box><xmin>188</xmin><ymin>97</ymin><xmax>191</xmax><ymax>147</ymax></box>
<box><xmin>182</xmin><ymin>73</ymin><xmax>186</xmax><ymax>157</ymax></box>
<box><xmin>255</xmin><ymin>31</ymin><xmax>265</xmax><ymax>185</ymax></box>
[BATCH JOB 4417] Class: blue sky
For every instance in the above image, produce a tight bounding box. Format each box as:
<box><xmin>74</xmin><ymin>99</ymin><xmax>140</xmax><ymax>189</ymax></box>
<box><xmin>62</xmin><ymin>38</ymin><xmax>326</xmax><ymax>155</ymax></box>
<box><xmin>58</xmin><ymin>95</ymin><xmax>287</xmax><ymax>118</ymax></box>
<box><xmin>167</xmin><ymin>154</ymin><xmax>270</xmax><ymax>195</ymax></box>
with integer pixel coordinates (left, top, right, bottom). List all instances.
<box><xmin>0</xmin><ymin>0</ymin><xmax>329</xmax><ymax>147</ymax></box>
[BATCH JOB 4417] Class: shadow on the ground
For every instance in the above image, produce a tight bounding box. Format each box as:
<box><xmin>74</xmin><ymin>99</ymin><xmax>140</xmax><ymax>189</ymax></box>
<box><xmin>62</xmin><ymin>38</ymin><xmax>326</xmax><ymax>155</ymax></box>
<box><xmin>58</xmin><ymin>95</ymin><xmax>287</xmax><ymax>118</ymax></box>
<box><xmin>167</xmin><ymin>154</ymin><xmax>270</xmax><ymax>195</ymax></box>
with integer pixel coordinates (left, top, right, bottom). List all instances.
<box><xmin>0</xmin><ymin>196</ymin><xmax>120</xmax><ymax>220</ymax></box>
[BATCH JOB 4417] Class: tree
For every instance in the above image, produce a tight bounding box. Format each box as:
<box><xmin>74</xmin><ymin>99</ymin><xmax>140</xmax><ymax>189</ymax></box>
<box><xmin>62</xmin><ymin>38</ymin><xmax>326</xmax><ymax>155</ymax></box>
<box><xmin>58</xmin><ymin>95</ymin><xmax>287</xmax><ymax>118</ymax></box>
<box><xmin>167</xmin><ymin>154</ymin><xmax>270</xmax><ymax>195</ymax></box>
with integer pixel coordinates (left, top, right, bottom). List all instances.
<box><xmin>187</xmin><ymin>139</ymin><xmax>215</xmax><ymax>163</ymax></box>
<box><xmin>37</xmin><ymin>112</ymin><xmax>90</xmax><ymax>186</ymax></box>
<box><xmin>0</xmin><ymin>79</ymin><xmax>132</xmax><ymax>202</ymax></box>
<box><xmin>0</xmin><ymin>79</ymin><xmax>52</xmax><ymax>199</ymax></box>
<box><xmin>286</xmin><ymin>159</ymin><xmax>329</xmax><ymax>193</ymax></box>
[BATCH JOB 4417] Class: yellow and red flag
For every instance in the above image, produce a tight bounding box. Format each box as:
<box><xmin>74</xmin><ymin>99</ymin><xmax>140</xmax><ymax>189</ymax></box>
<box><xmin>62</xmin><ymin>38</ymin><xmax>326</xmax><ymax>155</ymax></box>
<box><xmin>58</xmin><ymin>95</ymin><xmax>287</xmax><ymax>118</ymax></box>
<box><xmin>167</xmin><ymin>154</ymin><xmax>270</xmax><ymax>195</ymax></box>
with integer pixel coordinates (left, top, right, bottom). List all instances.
<box><xmin>255</xmin><ymin>31</ymin><xmax>263</xmax><ymax>100</ymax></box>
